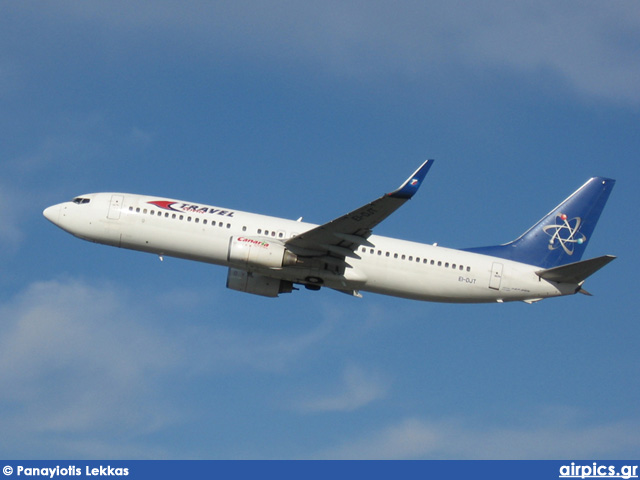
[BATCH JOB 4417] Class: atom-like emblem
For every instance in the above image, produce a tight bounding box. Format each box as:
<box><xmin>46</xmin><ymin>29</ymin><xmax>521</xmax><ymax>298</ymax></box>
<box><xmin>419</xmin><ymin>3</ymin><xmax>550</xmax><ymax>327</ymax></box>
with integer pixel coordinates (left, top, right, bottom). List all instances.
<box><xmin>542</xmin><ymin>213</ymin><xmax>586</xmax><ymax>255</ymax></box>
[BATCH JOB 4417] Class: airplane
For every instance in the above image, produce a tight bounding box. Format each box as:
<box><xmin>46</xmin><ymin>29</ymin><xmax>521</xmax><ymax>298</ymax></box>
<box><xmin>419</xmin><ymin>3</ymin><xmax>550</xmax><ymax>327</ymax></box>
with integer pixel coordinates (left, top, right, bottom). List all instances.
<box><xmin>43</xmin><ymin>160</ymin><xmax>616</xmax><ymax>303</ymax></box>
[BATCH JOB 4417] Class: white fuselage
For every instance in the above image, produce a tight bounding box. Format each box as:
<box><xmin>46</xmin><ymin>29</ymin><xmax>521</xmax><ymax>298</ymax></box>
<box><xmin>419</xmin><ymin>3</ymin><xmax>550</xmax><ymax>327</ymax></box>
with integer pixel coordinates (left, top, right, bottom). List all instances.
<box><xmin>43</xmin><ymin>192</ymin><xmax>576</xmax><ymax>303</ymax></box>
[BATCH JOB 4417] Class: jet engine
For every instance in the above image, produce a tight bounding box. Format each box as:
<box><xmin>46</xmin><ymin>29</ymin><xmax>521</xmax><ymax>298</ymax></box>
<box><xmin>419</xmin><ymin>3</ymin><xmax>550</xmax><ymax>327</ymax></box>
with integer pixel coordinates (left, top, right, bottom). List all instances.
<box><xmin>226</xmin><ymin>268</ymin><xmax>294</xmax><ymax>297</ymax></box>
<box><xmin>227</xmin><ymin>236</ymin><xmax>298</xmax><ymax>269</ymax></box>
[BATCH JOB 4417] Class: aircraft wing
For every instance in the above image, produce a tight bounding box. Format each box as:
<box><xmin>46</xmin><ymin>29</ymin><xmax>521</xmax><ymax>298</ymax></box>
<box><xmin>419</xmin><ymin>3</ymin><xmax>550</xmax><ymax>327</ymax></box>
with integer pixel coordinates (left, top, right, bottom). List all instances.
<box><xmin>285</xmin><ymin>160</ymin><xmax>433</xmax><ymax>259</ymax></box>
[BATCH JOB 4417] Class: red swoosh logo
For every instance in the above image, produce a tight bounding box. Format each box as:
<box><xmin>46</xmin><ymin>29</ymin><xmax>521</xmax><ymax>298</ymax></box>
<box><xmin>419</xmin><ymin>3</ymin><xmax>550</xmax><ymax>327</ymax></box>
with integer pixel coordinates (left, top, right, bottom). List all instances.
<box><xmin>147</xmin><ymin>200</ymin><xmax>178</xmax><ymax>211</ymax></box>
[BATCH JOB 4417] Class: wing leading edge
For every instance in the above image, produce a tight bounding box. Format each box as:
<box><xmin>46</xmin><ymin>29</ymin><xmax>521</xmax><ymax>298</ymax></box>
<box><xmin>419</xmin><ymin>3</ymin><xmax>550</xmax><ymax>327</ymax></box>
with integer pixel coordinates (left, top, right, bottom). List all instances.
<box><xmin>285</xmin><ymin>160</ymin><xmax>434</xmax><ymax>259</ymax></box>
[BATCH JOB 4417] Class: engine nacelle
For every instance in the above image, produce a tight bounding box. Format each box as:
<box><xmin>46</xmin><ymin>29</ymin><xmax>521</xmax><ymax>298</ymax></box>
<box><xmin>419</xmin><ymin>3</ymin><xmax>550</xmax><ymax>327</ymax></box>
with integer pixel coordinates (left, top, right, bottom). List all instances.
<box><xmin>226</xmin><ymin>268</ymin><xmax>294</xmax><ymax>297</ymax></box>
<box><xmin>227</xmin><ymin>236</ymin><xmax>298</xmax><ymax>269</ymax></box>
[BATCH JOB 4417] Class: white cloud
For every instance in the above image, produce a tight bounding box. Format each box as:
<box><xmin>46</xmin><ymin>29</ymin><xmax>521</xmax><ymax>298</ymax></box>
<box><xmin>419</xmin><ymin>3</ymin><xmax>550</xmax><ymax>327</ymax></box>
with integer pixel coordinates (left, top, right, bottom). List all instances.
<box><xmin>183</xmin><ymin>319</ymin><xmax>333</xmax><ymax>375</ymax></box>
<box><xmin>294</xmin><ymin>364</ymin><xmax>388</xmax><ymax>413</ymax></box>
<box><xmin>6</xmin><ymin>113</ymin><xmax>111</xmax><ymax>176</ymax></box>
<box><xmin>0</xmin><ymin>280</ymin><xmax>178</xmax><ymax>435</ymax></box>
<box><xmin>316</xmin><ymin>418</ymin><xmax>439</xmax><ymax>460</ymax></box>
<box><xmin>0</xmin><ymin>278</ymin><xmax>332</xmax><ymax>457</ymax></box>
<box><xmin>32</xmin><ymin>1</ymin><xmax>640</xmax><ymax>104</ymax></box>
<box><xmin>129</xmin><ymin>126</ymin><xmax>154</xmax><ymax>148</ymax></box>
<box><xmin>457</xmin><ymin>2</ymin><xmax>640</xmax><ymax>104</ymax></box>
<box><xmin>313</xmin><ymin>413</ymin><xmax>640</xmax><ymax>459</ymax></box>
<box><xmin>0</xmin><ymin>185</ymin><xmax>24</xmax><ymax>251</ymax></box>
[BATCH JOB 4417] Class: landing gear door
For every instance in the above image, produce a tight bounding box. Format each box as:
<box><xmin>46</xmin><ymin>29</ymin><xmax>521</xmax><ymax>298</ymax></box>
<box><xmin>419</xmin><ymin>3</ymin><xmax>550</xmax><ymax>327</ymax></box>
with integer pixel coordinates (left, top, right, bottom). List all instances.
<box><xmin>107</xmin><ymin>195</ymin><xmax>124</xmax><ymax>220</ymax></box>
<box><xmin>489</xmin><ymin>262</ymin><xmax>503</xmax><ymax>290</ymax></box>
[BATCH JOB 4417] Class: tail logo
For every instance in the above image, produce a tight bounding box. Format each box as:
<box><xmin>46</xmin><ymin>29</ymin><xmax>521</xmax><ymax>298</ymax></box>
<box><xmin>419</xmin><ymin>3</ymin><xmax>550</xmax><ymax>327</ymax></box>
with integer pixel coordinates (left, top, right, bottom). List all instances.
<box><xmin>543</xmin><ymin>213</ymin><xmax>586</xmax><ymax>255</ymax></box>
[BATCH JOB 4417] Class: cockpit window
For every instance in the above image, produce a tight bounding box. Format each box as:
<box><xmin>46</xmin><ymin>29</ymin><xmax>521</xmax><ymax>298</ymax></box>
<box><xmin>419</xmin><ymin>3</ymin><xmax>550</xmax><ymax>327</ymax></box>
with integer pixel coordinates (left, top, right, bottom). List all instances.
<box><xmin>72</xmin><ymin>197</ymin><xmax>91</xmax><ymax>204</ymax></box>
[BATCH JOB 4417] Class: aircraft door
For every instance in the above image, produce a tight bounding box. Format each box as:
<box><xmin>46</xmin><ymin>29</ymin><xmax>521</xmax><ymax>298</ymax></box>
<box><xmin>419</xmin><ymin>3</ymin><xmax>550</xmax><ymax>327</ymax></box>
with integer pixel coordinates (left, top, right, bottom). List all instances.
<box><xmin>107</xmin><ymin>195</ymin><xmax>124</xmax><ymax>220</ymax></box>
<box><xmin>489</xmin><ymin>262</ymin><xmax>503</xmax><ymax>290</ymax></box>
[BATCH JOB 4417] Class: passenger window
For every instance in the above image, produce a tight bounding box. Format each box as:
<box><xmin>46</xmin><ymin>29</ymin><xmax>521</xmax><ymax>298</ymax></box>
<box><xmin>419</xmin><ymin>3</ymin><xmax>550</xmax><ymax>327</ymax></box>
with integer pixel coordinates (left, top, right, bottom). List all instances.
<box><xmin>242</xmin><ymin>226</ymin><xmax>247</xmax><ymax>232</ymax></box>
<box><xmin>179</xmin><ymin>215</ymin><xmax>184</xmax><ymax>220</ymax></box>
<box><xmin>143</xmin><ymin>209</ymin><xmax>148</xmax><ymax>214</ymax></box>
<box><xmin>203</xmin><ymin>219</ymin><xmax>207</xmax><ymax>225</ymax></box>
<box><xmin>172</xmin><ymin>214</ymin><xmax>176</xmax><ymax>219</ymax></box>
<box><xmin>445</xmin><ymin>262</ymin><xmax>449</xmax><ymax>268</ymax></box>
<box><xmin>437</xmin><ymin>261</ymin><xmax>442</xmax><ymax>267</ymax></box>
<box><xmin>195</xmin><ymin>218</ymin><xmax>200</xmax><ymax>223</ymax></box>
<box><xmin>227</xmin><ymin>224</ymin><xmax>231</xmax><ymax>229</ymax></box>
<box><xmin>136</xmin><ymin>207</ymin><xmax>140</xmax><ymax>213</ymax></box>
<box><xmin>386</xmin><ymin>252</ymin><xmax>390</xmax><ymax>257</ymax></box>
<box><xmin>401</xmin><ymin>255</ymin><xmax>406</xmax><ymax>260</ymax></box>
<box><xmin>394</xmin><ymin>253</ymin><xmax>398</xmax><ymax>259</ymax></box>
<box><xmin>467</xmin><ymin>266</ymin><xmax>471</xmax><ymax>272</ymax></box>
<box><xmin>165</xmin><ymin>212</ymin><xmax>169</xmax><ymax>218</ymax></box>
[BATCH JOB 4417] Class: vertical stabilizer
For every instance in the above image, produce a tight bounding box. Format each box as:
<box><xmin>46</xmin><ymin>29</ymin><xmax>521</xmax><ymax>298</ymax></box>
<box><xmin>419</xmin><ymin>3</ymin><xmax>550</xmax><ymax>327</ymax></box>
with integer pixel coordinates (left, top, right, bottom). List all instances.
<box><xmin>464</xmin><ymin>177</ymin><xmax>615</xmax><ymax>268</ymax></box>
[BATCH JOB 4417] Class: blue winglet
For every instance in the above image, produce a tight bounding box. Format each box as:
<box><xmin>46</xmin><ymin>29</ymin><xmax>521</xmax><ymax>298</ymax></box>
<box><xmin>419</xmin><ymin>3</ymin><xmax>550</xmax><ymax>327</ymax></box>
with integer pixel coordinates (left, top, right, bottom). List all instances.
<box><xmin>388</xmin><ymin>159</ymin><xmax>434</xmax><ymax>199</ymax></box>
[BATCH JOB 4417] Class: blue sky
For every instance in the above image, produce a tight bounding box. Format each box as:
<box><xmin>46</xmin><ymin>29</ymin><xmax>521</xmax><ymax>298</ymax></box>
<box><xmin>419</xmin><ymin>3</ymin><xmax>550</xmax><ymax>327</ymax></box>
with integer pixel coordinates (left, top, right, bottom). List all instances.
<box><xmin>1</xmin><ymin>1</ymin><xmax>639</xmax><ymax>459</ymax></box>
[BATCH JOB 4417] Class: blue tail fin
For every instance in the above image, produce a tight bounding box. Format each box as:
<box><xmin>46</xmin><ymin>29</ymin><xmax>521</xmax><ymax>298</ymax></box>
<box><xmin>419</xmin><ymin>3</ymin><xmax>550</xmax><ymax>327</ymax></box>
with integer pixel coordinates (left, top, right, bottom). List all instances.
<box><xmin>464</xmin><ymin>177</ymin><xmax>615</xmax><ymax>268</ymax></box>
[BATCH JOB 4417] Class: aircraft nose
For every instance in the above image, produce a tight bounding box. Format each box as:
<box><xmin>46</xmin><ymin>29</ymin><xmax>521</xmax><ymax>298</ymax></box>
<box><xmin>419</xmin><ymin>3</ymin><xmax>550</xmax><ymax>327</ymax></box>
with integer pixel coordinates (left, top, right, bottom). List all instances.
<box><xmin>43</xmin><ymin>204</ymin><xmax>61</xmax><ymax>225</ymax></box>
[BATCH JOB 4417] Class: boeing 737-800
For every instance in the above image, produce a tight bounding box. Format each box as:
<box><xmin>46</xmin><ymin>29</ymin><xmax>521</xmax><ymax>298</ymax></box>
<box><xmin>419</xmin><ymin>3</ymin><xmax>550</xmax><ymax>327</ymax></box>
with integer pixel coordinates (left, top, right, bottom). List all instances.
<box><xmin>43</xmin><ymin>161</ymin><xmax>615</xmax><ymax>303</ymax></box>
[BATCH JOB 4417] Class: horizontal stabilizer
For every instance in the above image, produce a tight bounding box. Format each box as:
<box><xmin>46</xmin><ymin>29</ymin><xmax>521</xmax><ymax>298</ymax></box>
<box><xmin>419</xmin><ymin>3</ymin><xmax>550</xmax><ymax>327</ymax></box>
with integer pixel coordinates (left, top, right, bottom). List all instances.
<box><xmin>536</xmin><ymin>255</ymin><xmax>616</xmax><ymax>284</ymax></box>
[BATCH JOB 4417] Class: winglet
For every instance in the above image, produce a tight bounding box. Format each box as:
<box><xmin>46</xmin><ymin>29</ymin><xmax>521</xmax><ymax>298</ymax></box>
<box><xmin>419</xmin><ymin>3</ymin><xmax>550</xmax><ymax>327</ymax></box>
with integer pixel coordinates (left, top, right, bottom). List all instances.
<box><xmin>388</xmin><ymin>159</ymin><xmax>434</xmax><ymax>199</ymax></box>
